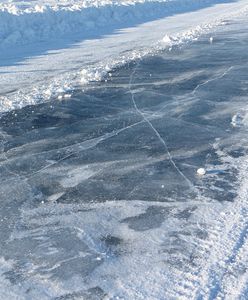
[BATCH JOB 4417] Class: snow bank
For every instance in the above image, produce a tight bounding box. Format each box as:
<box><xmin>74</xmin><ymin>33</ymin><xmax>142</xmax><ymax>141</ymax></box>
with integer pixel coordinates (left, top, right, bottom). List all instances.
<box><xmin>0</xmin><ymin>0</ymin><xmax>248</xmax><ymax>114</ymax></box>
<box><xmin>0</xmin><ymin>20</ymin><xmax>222</xmax><ymax>113</ymax></box>
<box><xmin>0</xmin><ymin>0</ymin><xmax>234</xmax><ymax>49</ymax></box>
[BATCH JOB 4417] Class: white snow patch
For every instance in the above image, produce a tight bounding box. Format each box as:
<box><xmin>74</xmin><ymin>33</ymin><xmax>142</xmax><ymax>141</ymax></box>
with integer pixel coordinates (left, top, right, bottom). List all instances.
<box><xmin>0</xmin><ymin>0</ymin><xmax>227</xmax><ymax>49</ymax></box>
<box><xmin>197</xmin><ymin>167</ymin><xmax>206</xmax><ymax>175</ymax></box>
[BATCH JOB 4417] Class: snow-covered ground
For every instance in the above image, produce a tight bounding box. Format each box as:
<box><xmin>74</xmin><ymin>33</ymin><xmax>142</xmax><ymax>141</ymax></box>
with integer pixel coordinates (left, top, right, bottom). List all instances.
<box><xmin>1</xmin><ymin>0</ymin><xmax>248</xmax><ymax>113</ymax></box>
<box><xmin>0</xmin><ymin>0</ymin><xmax>240</xmax><ymax>48</ymax></box>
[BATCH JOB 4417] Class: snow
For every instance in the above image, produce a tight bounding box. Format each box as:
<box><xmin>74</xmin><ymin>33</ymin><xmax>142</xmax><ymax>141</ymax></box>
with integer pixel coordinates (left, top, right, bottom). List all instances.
<box><xmin>0</xmin><ymin>0</ymin><xmax>248</xmax><ymax>113</ymax></box>
<box><xmin>197</xmin><ymin>168</ymin><xmax>206</xmax><ymax>175</ymax></box>
<box><xmin>0</xmin><ymin>0</ymin><xmax>229</xmax><ymax>49</ymax></box>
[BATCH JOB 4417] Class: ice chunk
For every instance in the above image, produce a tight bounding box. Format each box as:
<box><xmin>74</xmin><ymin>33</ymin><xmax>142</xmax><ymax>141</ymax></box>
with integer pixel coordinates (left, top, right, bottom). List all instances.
<box><xmin>197</xmin><ymin>168</ymin><xmax>206</xmax><ymax>176</ymax></box>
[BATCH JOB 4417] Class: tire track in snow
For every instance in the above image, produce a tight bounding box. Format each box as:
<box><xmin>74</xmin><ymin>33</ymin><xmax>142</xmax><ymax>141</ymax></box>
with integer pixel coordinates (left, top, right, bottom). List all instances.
<box><xmin>168</xmin><ymin>152</ymin><xmax>248</xmax><ymax>300</ymax></box>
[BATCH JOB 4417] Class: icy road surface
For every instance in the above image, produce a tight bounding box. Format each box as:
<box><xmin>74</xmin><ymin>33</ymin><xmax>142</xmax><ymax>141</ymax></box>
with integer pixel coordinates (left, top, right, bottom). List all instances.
<box><xmin>1</xmin><ymin>14</ymin><xmax>248</xmax><ymax>299</ymax></box>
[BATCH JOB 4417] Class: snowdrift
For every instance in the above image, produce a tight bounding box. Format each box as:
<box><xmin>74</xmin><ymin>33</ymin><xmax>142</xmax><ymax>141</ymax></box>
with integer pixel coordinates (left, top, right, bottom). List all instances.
<box><xmin>0</xmin><ymin>0</ymin><xmax>235</xmax><ymax>49</ymax></box>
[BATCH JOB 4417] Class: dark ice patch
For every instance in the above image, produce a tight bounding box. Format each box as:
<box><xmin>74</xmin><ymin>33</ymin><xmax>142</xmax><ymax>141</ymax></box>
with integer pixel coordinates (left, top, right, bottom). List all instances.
<box><xmin>54</xmin><ymin>286</ymin><xmax>106</xmax><ymax>300</ymax></box>
<box><xmin>174</xmin><ymin>206</ymin><xmax>197</xmax><ymax>220</ymax></box>
<box><xmin>121</xmin><ymin>206</ymin><xmax>172</xmax><ymax>231</ymax></box>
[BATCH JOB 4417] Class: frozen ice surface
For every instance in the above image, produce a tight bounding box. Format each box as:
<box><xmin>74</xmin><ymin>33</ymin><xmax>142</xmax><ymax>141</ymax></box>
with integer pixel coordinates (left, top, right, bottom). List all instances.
<box><xmin>1</xmin><ymin>13</ymin><xmax>248</xmax><ymax>300</ymax></box>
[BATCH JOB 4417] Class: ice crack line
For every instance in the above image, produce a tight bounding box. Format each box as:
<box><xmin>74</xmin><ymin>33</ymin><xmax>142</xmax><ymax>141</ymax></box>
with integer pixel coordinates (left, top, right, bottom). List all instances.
<box><xmin>128</xmin><ymin>61</ymin><xmax>197</xmax><ymax>192</ymax></box>
<box><xmin>0</xmin><ymin>118</ymin><xmax>146</xmax><ymax>182</ymax></box>
<box><xmin>192</xmin><ymin>66</ymin><xmax>234</xmax><ymax>96</ymax></box>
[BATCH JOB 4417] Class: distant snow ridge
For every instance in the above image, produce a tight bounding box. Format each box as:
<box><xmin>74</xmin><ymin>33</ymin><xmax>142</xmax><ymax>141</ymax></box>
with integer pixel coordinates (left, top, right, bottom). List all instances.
<box><xmin>0</xmin><ymin>0</ymin><xmax>229</xmax><ymax>48</ymax></box>
<box><xmin>0</xmin><ymin>18</ymin><xmax>226</xmax><ymax>114</ymax></box>
<box><xmin>0</xmin><ymin>20</ymin><xmax>221</xmax><ymax>113</ymax></box>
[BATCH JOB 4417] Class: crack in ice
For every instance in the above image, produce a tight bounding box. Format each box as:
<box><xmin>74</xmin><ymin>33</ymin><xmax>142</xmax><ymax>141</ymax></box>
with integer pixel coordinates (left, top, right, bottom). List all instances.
<box><xmin>0</xmin><ymin>117</ymin><xmax>147</xmax><ymax>181</ymax></box>
<box><xmin>192</xmin><ymin>66</ymin><xmax>234</xmax><ymax>96</ymax></box>
<box><xmin>128</xmin><ymin>61</ymin><xmax>198</xmax><ymax>192</ymax></box>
